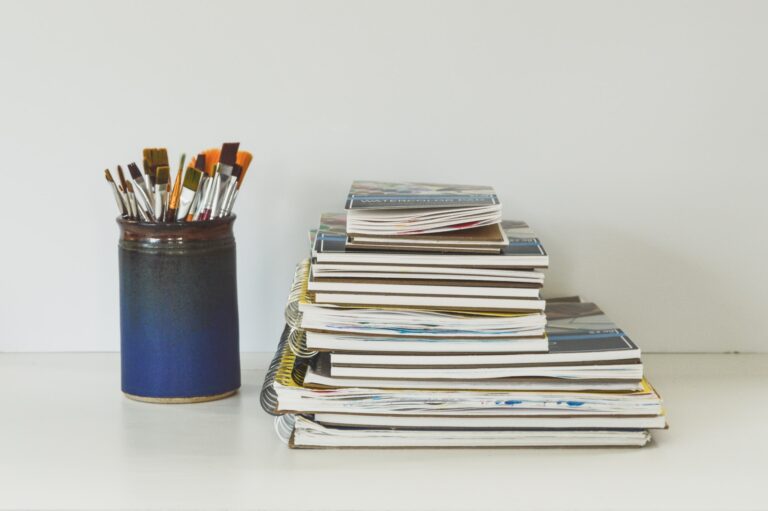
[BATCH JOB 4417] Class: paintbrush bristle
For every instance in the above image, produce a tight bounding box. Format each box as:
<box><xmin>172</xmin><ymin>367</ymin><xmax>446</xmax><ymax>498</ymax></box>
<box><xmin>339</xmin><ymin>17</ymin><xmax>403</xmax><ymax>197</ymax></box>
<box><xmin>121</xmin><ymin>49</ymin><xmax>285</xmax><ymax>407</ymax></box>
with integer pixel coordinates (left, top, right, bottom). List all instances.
<box><xmin>235</xmin><ymin>151</ymin><xmax>252</xmax><ymax>188</ymax></box>
<box><xmin>104</xmin><ymin>169</ymin><xmax>114</xmax><ymax>182</ymax></box>
<box><xmin>127</xmin><ymin>162</ymin><xmax>143</xmax><ymax>180</ymax></box>
<box><xmin>236</xmin><ymin>151</ymin><xmax>252</xmax><ymax>172</ymax></box>
<box><xmin>126</xmin><ymin>181</ymin><xmax>134</xmax><ymax>192</ymax></box>
<box><xmin>219</xmin><ymin>142</ymin><xmax>239</xmax><ymax>166</ymax></box>
<box><xmin>156</xmin><ymin>166</ymin><xmax>170</xmax><ymax>185</ymax></box>
<box><xmin>116</xmin><ymin>165</ymin><xmax>128</xmax><ymax>189</ymax></box>
<box><xmin>194</xmin><ymin>153</ymin><xmax>206</xmax><ymax>172</ymax></box>
<box><xmin>142</xmin><ymin>149</ymin><xmax>152</xmax><ymax>176</ymax></box>
<box><xmin>182</xmin><ymin>168</ymin><xmax>203</xmax><ymax>190</ymax></box>
<box><xmin>156</xmin><ymin>148</ymin><xmax>169</xmax><ymax>167</ymax></box>
<box><xmin>202</xmin><ymin>148</ymin><xmax>220</xmax><ymax>176</ymax></box>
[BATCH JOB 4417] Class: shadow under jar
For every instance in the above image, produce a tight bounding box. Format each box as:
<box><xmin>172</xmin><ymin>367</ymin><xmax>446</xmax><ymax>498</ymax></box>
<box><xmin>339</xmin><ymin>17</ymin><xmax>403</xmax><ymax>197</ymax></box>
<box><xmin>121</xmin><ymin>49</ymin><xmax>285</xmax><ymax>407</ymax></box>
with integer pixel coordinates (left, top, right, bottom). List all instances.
<box><xmin>117</xmin><ymin>216</ymin><xmax>241</xmax><ymax>403</ymax></box>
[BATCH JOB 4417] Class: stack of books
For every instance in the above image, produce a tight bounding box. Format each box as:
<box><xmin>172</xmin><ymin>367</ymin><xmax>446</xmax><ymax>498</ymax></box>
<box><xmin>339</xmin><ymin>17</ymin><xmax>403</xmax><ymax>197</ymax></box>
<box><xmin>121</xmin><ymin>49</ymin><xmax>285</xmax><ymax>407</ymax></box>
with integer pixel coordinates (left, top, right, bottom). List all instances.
<box><xmin>261</xmin><ymin>181</ymin><xmax>666</xmax><ymax>448</ymax></box>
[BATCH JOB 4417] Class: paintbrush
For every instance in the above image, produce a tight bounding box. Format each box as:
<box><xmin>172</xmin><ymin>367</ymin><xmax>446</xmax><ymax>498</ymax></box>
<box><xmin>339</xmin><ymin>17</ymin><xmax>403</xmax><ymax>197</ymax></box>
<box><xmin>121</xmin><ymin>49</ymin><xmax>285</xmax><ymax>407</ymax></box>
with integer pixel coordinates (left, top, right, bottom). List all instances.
<box><xmin>126</xmin><ymin>181</ymin><xmax>146</xmax><ymax>221</ymax></box>
<box><xmin>200</xmin><ymin>143</ymin><xmax>234</xmax><ymax>221</ymax></box>
<box><xmin>210</xmin><ymin>142</ymin><xmax>239</xmax><ymax>217</ymax></box>
<box><xmin>125</xmin><ymin>181</ymin><xmax>137</xmax><ymax>219</ymax></box>
<box><xmin>127</xmin><ymin>162</ymin><xmax>156</xmax><ymax>221</ymax></box>
<box><xmin>113</xmin><ymin>170</ymin><xmax>130</xmax><ymax>212</ymax></box>
<box><xmin>131</xmin><ymin>157</ymin><xmax>153</xmax><ymax>206</ymax></box>
<box><xmin>154</xmin><ymin>166</ymin><xmax>170</xmax><ymax>221</ymax></box>
<box><xmin>143</xmin><ymin>148</ymin><xmax>170</xmax><ymax>201</ymax></box>
<box><xmin>118</xmin><ymin>185</ymin><xmax>132</xmax><ymax>219</ymax></box>
<box><xmin>202</xmin><ymin>148</ymin><xmax>220</xmax><ymax>177</ymax></box>
<box><xmin>176</xmin><ymin>167</ymin><xmax>203</xmax><ymax>221</ymax></box>
<box><xmin>187</xmin><ymin>154</ymin><xmax>208</xmax><ymax>220</ymax></box>
<box><xmin>116</xmin><ymin>165</ymin><xmax>129</xmax><ymax>192</ymax></box>
<box><xmin>236</xmin><ymin>151</ymin><xmax>252</xmax><ymax>182</ymax></box>
<box><xmin>142</xmin><ymin>149</ymin><xmax>155</xmax><ymax>201</ymax></box>
<box><xmin>114</xmin><ymin>165</ymin><xmax>131</xmax><ymax>211</ymax></box>
<box><xmin>225</xmin><ymin>151</ymin><xmax>253</xmax><ymax>215</ymax></box>
<box><xmin>192</xmin><ymin>175</ymin><xmax>213</xmax><ymax>221</ymax></box>
<box><xmin>105</xmin><ymin>169</ymin><xmax>128</xmax><ymax>217</ymax></box>
<box><xmin>166</xmin><ymin>154</ymin><xmax>185</xmax><ymax>222</ymax></box>
<box><xmin>218</xmin><ymin>164</ymin><xmax>242</xmax><ymax>218</ymax></box>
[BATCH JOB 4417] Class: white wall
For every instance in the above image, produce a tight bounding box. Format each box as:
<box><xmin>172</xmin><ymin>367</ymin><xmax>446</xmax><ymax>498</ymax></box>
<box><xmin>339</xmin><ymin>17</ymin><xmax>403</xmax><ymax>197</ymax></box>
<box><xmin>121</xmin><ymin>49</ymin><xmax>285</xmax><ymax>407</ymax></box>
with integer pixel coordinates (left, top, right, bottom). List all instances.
<box><xmin>0</xmin><ymin>0</ymin><xmax>766</xmax><ymax>353</ymax></box>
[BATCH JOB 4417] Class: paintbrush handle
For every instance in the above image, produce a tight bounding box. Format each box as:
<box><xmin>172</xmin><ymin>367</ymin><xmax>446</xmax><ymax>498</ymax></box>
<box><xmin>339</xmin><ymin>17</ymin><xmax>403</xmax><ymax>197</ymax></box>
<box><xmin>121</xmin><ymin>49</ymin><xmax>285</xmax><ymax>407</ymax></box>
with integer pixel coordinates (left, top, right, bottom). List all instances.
<box><xmin>109</xmin><ymin>182</ymin><xmax>127</xmax><ymax>217</ymax></box>
<box><xmin>132</xmin><ymin>181</ymin><xmax>156</xmax><ymax>222</ymax></box>
<box><xmin>218</xmin><ymin>178</ymin><xmax>238</xmax><ymax>218</ymax></box>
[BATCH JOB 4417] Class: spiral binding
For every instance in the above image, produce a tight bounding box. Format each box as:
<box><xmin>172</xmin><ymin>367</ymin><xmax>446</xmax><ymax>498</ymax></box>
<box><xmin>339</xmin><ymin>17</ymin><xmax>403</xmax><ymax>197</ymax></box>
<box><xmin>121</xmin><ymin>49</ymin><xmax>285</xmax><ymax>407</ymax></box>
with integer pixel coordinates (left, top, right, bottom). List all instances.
<box><xmin>274</xmin><ymin>414</ymin><xmax>296</xmax><ymax>445</ymax></box>
<box><xmin>283</xmin><ymin>259</ymin><xmax>320</xmax><ymax>358</ymax></box>
<box><xmin>260</xmin><ymin>321</ymin><xmax>314</xmax><ymax>415</ymax></box>
<box><xmin>283</xmin><ymin>259</ymin><xmax>309</xmax><ymax>329</ymax></box>
<box><xmin>259</xmin><ymin>325</ymin><xmax>291</xmax><ymax>415</ymax></box>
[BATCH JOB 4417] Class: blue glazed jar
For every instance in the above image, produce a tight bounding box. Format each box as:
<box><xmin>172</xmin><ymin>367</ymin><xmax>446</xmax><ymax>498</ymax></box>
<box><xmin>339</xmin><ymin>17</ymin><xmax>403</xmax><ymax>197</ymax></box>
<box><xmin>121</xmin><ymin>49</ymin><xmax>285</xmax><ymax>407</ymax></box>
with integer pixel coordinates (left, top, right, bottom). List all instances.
<box><xmin>117</xmin><ymin>216</ymin><xmax>241</xmax><ymax>403</ymax></box>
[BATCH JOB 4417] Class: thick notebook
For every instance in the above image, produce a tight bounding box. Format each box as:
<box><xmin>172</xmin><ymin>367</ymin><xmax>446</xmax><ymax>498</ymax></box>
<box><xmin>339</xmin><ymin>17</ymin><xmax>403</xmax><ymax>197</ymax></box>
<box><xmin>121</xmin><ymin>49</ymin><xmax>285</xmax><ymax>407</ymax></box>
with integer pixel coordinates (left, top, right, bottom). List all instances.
<box><xmin>308</xmin><ymin>273</ymin><xmax>542</xmax><ymax>298</ymax></box>
<box><xmin>327</xmin><ymin>300</ymin><xmax>641</xmax><ymax>366</ymax></box>
<box><xmin>328</xmin><ymin>362</ymin><xmax>643</xmax><ymax>380</ymax></box>
<box><xmin>305</xmin><ymin>330</ymin><xmax>549</xmax><ymax>353</ymax></box>
<box><xmin>262</xmin><ymin>327</ymin><xmax>665</xmax><ymax>448</ymax></box>
<box><xmin>262</xmin><ymin>325</ymin><xmax>648</xmax><ymax>411</ymax></box>
<box><xmin>311</xmin><ymin>264</ymin><xmax>546</xmax><ymax>285</ymax></box>
<box><xmin>348</xmin><ymin>224</ymin><xmax>510</xmax><ymax>254</ymax></box>
<box><xmin>313</xmin><ymin>413</ymin><xmax>667</xmax><ymax>430</ymax></box>
<box><xmin>345</xmin><ymin>181</ymin><xmax>502</xmax><ymax>236</ymax></box>
<box><xmin>303</xmin><ymin>354</ymin><xmax>644</xmax><ymax>392</ymax></box>
<box><xmin>267</xmin><ymin>333</ymin><xmax>662</xmax><ymax>417</ymax></box>
<box><xmin>288</xmin><ymin>260</ymin><xmax>547</xmax><ymax>338</ymax></box>
<box><xmin>314</xmin><ymin>217</ymin><xmax>548</xmax><ymax>268</ymax></box>
<box><xmin>287</xmin><ymin>415</ymin><xmax>652</xmax><ymax>448</ymax></box>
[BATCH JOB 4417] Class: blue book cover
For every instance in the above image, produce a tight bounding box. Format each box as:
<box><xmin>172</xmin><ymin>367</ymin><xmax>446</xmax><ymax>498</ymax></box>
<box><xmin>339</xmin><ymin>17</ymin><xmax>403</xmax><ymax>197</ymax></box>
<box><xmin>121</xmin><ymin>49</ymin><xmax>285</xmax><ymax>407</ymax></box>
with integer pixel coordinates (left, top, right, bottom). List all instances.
<box><xmin>545</xmin><ymin>300</ymin><xmax>639</xmax><ymax>355</ymax></box>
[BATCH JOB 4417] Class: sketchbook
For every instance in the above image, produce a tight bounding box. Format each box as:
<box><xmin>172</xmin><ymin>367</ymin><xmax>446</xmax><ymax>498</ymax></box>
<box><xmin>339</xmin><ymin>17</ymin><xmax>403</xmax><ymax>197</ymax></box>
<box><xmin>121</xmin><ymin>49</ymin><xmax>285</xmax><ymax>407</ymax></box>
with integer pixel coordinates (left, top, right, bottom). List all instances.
<box><xmin>311</xmin><ymin>264</ymin><xmax>546</xmax><ymax>285</ymax></box>
<box><xmin>313</xmin><ymin>413</ymin><xmax>667</xmax><ymax>430</ymax></box>
<box><xmin>344</xmin><ymin>181</ymin><xmax>502</xmax><ymax>236</ymax></box>
<box><xmin>327</xmin><ymin>300</ymin><xmax>641</xmax><ymax>366</ymax></box>
<box><xmin>305</xmin><ymin>330</ymin><xmax>549</xmax><ymax>353</ymax></box>
<box><xmin>287</xmin><ymin>260</ymin><xmax>547</xmax><ymax>338</ymax></box>
<box><xmin>263</xmin><ymin>328</ymin><xmax>662</xmax><ymax>418</ymax></box>
<box><xmin>348</xmin><ymin>223</ymin><xmax>509</xmax><ymax>254</ymax></box>
<box><xmin>286</xmin><ymin>415</ymin><xmax>652</xmax><ymax>448</ymax></box>
<box><xmin>313</xmin><ymin>216</ymin><xmax>548</xmax><ymax>268</ymax></box>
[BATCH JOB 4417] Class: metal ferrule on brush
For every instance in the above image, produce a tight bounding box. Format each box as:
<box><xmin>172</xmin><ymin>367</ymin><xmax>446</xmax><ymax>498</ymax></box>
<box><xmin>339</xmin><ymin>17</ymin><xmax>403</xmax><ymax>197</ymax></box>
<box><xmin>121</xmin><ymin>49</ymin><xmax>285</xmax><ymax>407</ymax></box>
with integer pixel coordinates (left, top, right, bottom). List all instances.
<box><xmin>111</xmin><ymin>184</ymin><xmax>127</xmax><ymax>217</ymax></box>
<box><xmin>218</xmin><ymin>177</ymin><xmax>238</xmax><ymax>217</ymax></box>
<box><xmin>153</xmin><ymin>166</ymin><xmax>170</xmax><ymax>223</ymax></box>
<box><xmin>127</xmin><ymin>163</ymin><xmax>156</xmax><ymax>221</ymax></box>
<box><xmin>210</xmin><ymin>142</ymin><xmax>240</xmax><ymax>218</ymax></box>
<box><xmin>213</xmin><ymin>163</ymin><xmax>234</xmax><ymax>215</ymax></box>
<box><xmin>176</xmin><ymin>168</ymin><xmax>202</xmax><ymax>222</ymax></box>
<box><xmin>131</xmin><ymin>180</ymin><xmax>155</xmax><ymax>221</ymax></box>
<box><xmin>205</xmin><ymin>171</ymin><xmax>223</xmax><ymax>220</ymax></box>
<box><xmin>191</xmin><ymin>175</ymin><xmax>210</xmax><ymax>221</ymax></box>
<box><xmin>125</xmin><ymin>183</ymin><xmax>138</xmax><ymax>219</ymax></box>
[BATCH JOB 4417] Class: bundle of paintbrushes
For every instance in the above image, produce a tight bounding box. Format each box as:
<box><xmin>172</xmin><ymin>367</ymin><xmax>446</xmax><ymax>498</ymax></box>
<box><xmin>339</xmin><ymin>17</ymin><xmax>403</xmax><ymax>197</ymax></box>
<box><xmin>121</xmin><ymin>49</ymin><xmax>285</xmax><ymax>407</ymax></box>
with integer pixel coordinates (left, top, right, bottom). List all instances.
<box><xmin>103</xmin><ymin>142</ymin><xmax>253</xmax><ymax>222</ymax></box>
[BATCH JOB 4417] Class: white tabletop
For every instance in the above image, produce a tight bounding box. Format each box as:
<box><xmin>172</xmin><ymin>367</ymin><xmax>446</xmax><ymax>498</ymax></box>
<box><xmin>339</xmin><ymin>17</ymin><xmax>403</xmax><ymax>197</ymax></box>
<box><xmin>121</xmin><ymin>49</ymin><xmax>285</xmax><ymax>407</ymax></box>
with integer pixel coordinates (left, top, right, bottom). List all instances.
<box><xmin>0</xmin><ymin>352</ymin><xmax>765</xmax><ymax>511</ymax></box>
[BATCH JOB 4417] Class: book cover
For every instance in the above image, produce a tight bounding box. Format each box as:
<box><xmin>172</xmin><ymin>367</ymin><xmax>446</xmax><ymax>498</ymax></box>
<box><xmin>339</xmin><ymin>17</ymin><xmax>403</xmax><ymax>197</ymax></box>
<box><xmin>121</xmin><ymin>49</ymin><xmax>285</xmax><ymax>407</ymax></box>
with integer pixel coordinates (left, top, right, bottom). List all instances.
<box><xmin>314</xmin><ymin>214</ymin><xmax>547</xmax><ymax>262</ymax></box>
<box><xmin>546</xmin><ymin>301</ymin><xmax>639</xmax><ymax>354</ymax></box>
<box><xmin>345</xmin><ymin>181</ymin><xmax>500</xmax><ymax>210</ymax></box>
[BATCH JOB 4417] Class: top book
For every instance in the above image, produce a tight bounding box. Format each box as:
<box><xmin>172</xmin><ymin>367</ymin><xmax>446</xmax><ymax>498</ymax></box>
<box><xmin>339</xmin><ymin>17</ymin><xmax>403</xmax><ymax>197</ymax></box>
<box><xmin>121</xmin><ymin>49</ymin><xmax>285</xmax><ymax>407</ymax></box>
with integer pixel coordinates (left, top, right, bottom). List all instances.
<box><xmin>345</xmin><ymin>181</ymin><xmax>501</xmax><ymax>210</ymax></box>
<box><xmin>345</xmin><ymin>181</ymin><xmax>503</xmax><ymax>236</ymax></box>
